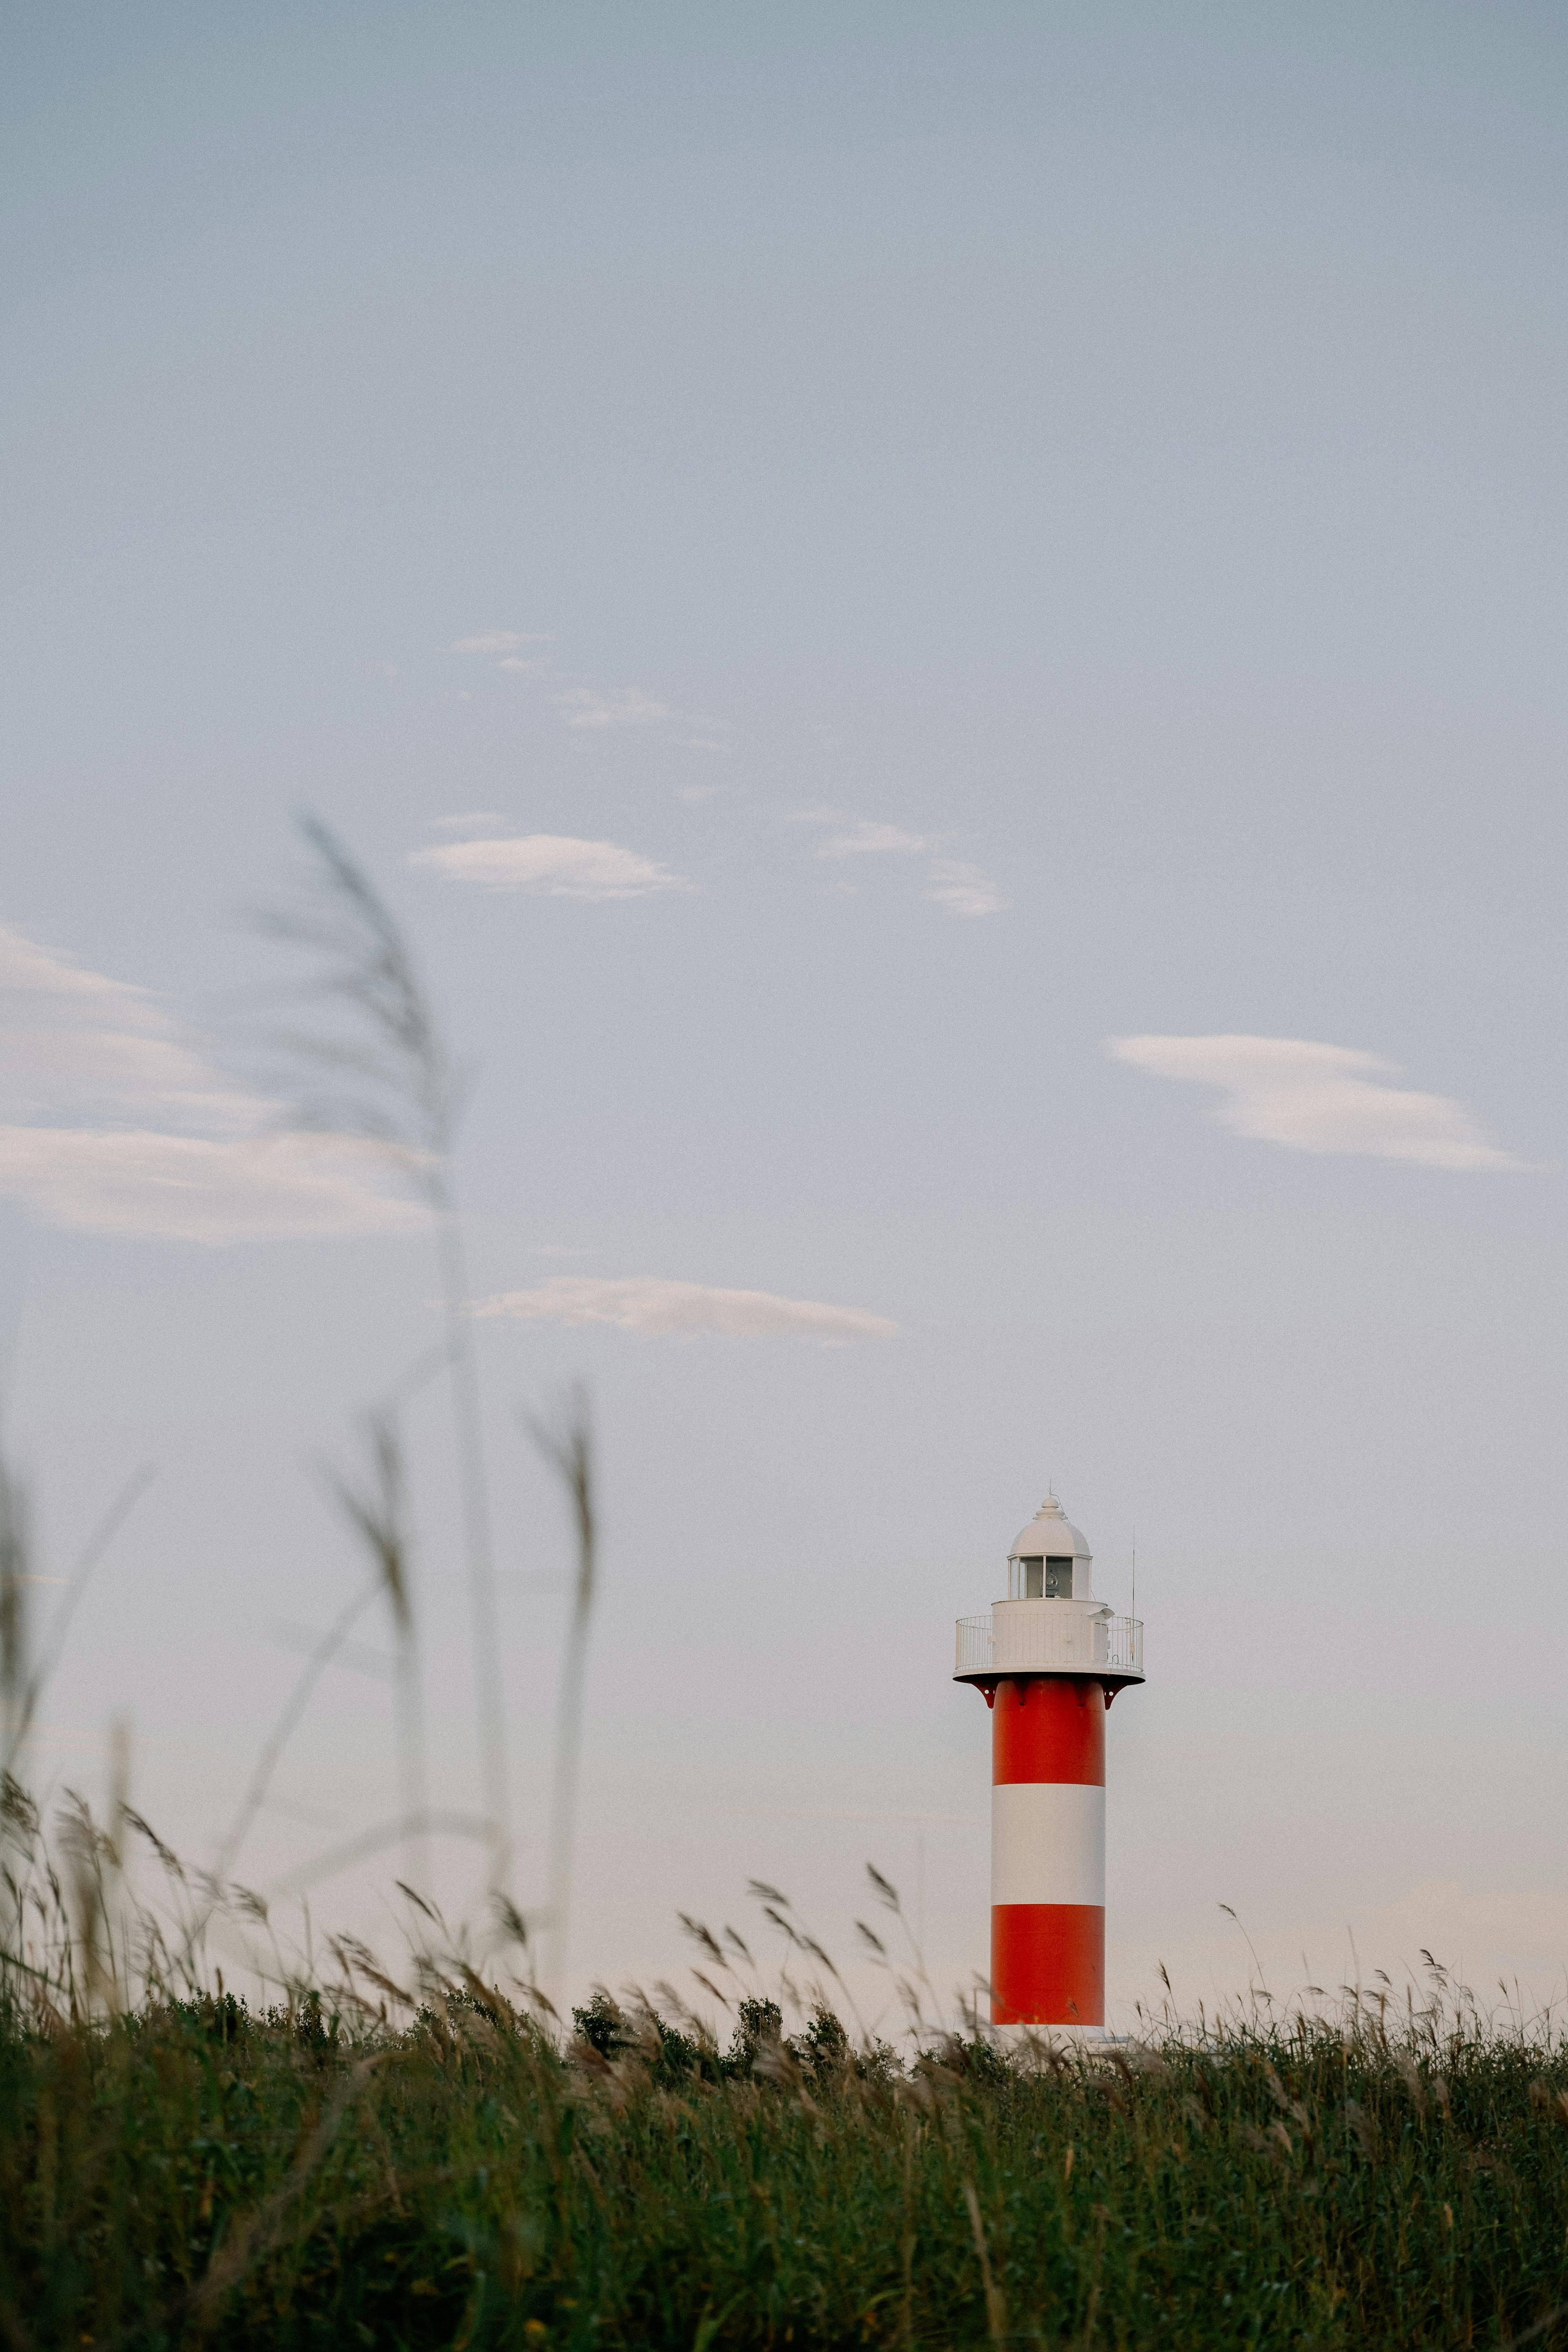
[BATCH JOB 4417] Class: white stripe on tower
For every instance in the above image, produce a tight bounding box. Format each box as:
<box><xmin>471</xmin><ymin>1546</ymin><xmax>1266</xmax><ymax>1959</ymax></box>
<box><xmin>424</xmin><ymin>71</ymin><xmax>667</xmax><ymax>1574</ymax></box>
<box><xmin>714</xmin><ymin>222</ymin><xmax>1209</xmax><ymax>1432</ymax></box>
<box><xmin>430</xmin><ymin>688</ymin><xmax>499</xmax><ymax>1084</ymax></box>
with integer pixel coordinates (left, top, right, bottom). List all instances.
<box><xmin>990</xmin><ymin>1783</ymin><xmax>1107</xmax><ymax>1909</ymax></box>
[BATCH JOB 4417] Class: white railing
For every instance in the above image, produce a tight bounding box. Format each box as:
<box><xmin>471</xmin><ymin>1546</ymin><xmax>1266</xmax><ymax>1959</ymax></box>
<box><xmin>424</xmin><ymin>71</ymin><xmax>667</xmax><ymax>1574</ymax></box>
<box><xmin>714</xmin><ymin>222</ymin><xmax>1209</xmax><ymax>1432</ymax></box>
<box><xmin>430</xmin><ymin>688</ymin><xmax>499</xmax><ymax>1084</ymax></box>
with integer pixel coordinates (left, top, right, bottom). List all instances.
<box><xmin>954</xmin><ymin>1609</ymin><xmax>1144</xmax><ymax>1678</ymax></box>
<box><xmin>1110</xmin><ymin>1615</ymin><xmax>1144</xmax><ymax>1675</ymax></box>
<box><xmin>955</xmin><ymin>1615</ymin><xmax>997</xmax><ymax>1675</ymax></box>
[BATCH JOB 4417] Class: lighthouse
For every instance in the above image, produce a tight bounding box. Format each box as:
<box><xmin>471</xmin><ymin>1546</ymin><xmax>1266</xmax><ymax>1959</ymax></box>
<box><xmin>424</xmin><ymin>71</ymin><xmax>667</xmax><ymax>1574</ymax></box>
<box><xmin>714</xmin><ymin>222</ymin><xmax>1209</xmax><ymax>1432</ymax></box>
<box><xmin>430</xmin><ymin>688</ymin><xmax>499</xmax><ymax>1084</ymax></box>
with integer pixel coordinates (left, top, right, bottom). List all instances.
<box><xmin>954</xmin><ymin>1494</ymin><xmax>1144</xmax><ymax>2031</ymax></box>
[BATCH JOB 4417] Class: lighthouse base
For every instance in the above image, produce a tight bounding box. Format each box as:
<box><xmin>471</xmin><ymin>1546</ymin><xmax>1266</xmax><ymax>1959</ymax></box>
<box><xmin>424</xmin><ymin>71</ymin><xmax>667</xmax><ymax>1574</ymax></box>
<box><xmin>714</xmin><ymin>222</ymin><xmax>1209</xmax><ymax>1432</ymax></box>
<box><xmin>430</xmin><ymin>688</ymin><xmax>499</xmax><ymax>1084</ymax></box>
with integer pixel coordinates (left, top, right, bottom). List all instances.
<box><xmin>990</xmin><ymin>2022</ymin><xmax>1107</xmax><ymax>2057</ymax></box>
<box><xmin>991</xmin><ymin>1902</ymin><xmax>1105</xmax><ymax>2028</ymax></box>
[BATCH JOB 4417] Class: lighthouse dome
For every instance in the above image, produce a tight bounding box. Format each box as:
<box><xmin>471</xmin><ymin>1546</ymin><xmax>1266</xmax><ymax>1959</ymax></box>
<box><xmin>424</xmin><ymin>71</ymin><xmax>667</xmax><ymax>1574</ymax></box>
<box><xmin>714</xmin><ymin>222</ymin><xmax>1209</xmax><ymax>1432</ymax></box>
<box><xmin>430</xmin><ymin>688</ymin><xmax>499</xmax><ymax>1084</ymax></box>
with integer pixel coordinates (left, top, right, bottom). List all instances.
<box><xmin>1006</xmin><ymin>1494</ymin><xmax>1094</xmax><ymax>1601</ymax></box>
<box><xmin>1009</xmin><ymin>1494</ymin><xmax>1091</xmax><ymax>1562</ymax></box>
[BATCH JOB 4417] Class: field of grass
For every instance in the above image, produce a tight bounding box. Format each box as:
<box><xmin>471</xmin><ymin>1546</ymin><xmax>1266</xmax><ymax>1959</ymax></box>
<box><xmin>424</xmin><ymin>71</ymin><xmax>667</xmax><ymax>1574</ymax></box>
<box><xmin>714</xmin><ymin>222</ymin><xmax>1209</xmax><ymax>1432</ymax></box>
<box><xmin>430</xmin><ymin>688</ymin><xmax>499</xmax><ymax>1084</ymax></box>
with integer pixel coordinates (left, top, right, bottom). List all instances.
<box><xmin>2</xmin><ymin>1947</ymin><xmax>1566</xmax><ymax>2350</ymax></box>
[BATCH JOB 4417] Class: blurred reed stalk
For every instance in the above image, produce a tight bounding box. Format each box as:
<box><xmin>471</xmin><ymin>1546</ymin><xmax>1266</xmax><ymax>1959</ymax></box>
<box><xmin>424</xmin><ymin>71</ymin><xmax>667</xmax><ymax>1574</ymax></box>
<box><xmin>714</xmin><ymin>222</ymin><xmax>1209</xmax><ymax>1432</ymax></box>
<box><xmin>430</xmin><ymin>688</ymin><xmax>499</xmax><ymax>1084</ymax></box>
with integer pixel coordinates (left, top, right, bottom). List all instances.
<box><xmin>328</xmin><ymin>1411</ymin><xmax>431</xmax><ymax>1896</ymax></box>
<box><xmin>258</xmin><ymin>816</ymin><xmax>510</xmax><ymax>1889</ymax></box>
<box><xmin>0</xmin><ymin>1452</ymin><xmax>27</xmax><ymax>1776</ymax></box>
<box><xmin>0</xmin><ymin>1443</ymin><xmax>154</xmax><ymax>1785</ymax></box>
<box><xmin>107</xmin><ymin>1712</ymin><xmax>131</xmax><ymax>2000</ymax></box>
<box><xmin>529</xmin><ymin>1387</ymin><xmax>596</xmax><ymax>2006</ymax></box>
<box><xmin>60</xmin><ymin>1729</ymin><xmax>135</xmax><ymax>2022</ymax></box>
<box><xmin>209</xmin><ymin>1575</ymin><xmax>383</xmax><ymax>1896</ymax></box>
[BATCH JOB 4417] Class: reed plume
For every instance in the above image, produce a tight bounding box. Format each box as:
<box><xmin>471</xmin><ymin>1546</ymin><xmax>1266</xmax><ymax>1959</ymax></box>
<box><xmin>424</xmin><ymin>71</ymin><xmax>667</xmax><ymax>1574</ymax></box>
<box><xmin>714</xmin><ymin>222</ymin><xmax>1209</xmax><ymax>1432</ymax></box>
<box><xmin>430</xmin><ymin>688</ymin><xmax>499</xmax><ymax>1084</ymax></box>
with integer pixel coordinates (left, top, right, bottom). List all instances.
<box><xmin>257</xmin><ymin>814</ymin><xmax>511</xmax><ymax>1889</ymax></box>
<box><xmin>529</xmin><ymin>1385</ymin><xmax>596</xmax><ymax>2005</ymax></box>
<box><xmin>327</xmin><ymin>1410</ymin><xmax>432</xmax><ymax>1897</ymax></box>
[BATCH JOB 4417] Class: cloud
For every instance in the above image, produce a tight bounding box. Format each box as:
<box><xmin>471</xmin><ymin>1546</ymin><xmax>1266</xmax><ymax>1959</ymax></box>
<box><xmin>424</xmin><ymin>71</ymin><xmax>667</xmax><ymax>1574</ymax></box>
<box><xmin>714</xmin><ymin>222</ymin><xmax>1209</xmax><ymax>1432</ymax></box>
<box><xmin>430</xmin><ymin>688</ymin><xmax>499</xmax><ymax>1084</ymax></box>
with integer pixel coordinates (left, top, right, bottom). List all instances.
<box><xmin>473</xmin><ymin>1275</ymin><xmax>899</xmax><ymax>1342</ymax></box>
<box><xmin>0</xmin><ymin>923</ymin><xmax>424</xmax><ymax>1242</ymax></box>
<box><xmin>555</xmin><ymin>686</ymin><xmax>671</xmax><ymax>729</ymax></box>
<box><xmin>0</xmin><ymin>1130</ymin><xmax>421</xmax><ymax>1245</ymax></box>
<box><xmin>922</xmin><ymin>859</ymin><xmax>1012</xmax><ymax>918</ymax></box>
<box><xmin>0</xmin><ymin>922</ymin><xmax>254</xmax><ymax>1134</ymax></box>
<box><xmin>795</xmin><ymin>809</ymin><xmax>930</xmax><ymax>860</ymax></box>
<box><xmin>1109</xmin><ymin>1034</ymin><xmax>1528</xmax><ymax>1171</ymax></box>
<box><xmin>791</xmin><ymin>809</ymin><xmax>1010</xmax><ymax>916</ymax></box>
<box><xmin>410</xmin><ymin>833</ymin><xmax>695</xmax><ymax>902</ymax></box>
<box><xmin>676</xmin><ymin>783</ymin><xmax>723</xmax><ymax>804</ymax></box>
<box><xmin>448</xmin><ymin>630</ymin><xmax>554</xmax><ymax>655</ymax></box>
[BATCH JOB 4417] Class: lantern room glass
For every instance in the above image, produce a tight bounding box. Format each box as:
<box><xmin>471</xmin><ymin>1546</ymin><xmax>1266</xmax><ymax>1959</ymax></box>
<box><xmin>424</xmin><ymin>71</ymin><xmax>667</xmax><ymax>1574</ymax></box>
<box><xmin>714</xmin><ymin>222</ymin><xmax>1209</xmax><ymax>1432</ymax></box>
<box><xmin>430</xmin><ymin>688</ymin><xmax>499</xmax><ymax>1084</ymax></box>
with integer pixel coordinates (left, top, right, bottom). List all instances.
<box><xmin>1010</xmin><ymin>1554</ymin><xmax>1076</xmax><ymax>1600</ymax></box>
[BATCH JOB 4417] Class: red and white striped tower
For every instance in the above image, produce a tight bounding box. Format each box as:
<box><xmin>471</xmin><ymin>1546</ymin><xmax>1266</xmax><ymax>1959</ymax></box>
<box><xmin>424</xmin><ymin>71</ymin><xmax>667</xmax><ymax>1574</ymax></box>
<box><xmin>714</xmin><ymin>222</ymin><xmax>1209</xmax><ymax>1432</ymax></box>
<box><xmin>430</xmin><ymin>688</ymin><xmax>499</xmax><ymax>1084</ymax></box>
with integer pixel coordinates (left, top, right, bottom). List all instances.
<box><xmin>953</xmin><ymin>1495</ymin><xmax>1144</xmax><ymax>2032</ymax></box>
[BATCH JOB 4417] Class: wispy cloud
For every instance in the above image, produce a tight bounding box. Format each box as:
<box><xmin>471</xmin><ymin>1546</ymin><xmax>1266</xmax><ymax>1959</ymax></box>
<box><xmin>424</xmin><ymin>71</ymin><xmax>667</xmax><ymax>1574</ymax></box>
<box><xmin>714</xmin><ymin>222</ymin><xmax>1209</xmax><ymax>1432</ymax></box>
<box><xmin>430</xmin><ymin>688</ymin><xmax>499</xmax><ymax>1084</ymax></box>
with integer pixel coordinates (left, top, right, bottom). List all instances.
<box><xmin>791</xmin><ymin>808</ymin><xmax>1009</xmax><ymax>916</ymax></box>
<box><xmin>0</xmin><ymin>923</ymin><xmax>253</xmax><ymax>1134</ymax></box>
<box><xmin>410</xmin><ymin>833</ymin><xmax>695</xmax><ymax>902</ymax></box>
<box><xmin>554</xmin><ymin>686</ymin><xmax>671</xmax><ymax>730</ymax></box>
<box><xmin>474</xmin><ymin>1276</ymin><xmax>899</xmax><ymax>1343</ymax></box>
<box><xmin>0</xmin><ymin>924</ymin><xmax>423</xmax><ymax>1242</ymax></box>
<box><xmin>0</xmin><ymin>1129</ymin><xmax>422</xmax><ymax>1244</ymax></box>
<box><xmin>448</xmin><ymin>630</ymin><xmax>555</xmax><ymax>655</ymax></box>
<box><xmin>922</xmin><ymin>858</ymin><xmax>1012</xmax><ymax>918</ymax></box>
<box><xmin>798</xmin><ymin>811</ymin><xmax>932</xmax><ymax>860</ymax></box>
<box><xmin>449</xmin><ymin>634</ymin><xmax>684</xmax><ymax>734</ymax></box>
<box><xmin>1109</xmin><ymin>1034</ymin><xmax>1528</xmax><ymax>1171</ymax></box>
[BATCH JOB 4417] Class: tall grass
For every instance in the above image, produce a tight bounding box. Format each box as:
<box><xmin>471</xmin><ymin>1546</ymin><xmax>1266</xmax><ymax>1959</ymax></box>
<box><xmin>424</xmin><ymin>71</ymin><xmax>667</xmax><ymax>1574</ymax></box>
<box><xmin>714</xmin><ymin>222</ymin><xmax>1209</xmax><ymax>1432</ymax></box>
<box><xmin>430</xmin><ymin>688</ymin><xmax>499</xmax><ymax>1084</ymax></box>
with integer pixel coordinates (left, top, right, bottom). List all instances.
<box><xmin>0</xmin><ymin>1831</ymin><xmax>1564</xmax><ymax>2352</ymax></box>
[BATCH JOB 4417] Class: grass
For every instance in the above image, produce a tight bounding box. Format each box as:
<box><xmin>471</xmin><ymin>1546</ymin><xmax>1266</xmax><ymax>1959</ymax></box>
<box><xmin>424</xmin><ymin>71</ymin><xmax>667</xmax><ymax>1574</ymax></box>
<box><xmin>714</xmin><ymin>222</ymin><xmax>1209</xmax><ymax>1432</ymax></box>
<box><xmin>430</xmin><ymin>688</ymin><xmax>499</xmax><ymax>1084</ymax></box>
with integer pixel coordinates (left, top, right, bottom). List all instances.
<box><xmin>0</xmin><ymin>1873</ymin><xmax>1566</xmax><ymax>2352</ymax></box>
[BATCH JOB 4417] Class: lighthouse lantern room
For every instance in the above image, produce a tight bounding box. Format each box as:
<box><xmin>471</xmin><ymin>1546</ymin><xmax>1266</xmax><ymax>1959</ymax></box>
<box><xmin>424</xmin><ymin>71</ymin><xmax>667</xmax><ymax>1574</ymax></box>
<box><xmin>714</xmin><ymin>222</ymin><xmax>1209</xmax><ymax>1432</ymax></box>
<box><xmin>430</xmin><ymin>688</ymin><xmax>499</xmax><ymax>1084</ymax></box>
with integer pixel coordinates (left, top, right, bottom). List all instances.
<box><xmin>954</xmin><ymin>1494</ymin><xmax>1144</xmax><ymax>2032</ymax></box>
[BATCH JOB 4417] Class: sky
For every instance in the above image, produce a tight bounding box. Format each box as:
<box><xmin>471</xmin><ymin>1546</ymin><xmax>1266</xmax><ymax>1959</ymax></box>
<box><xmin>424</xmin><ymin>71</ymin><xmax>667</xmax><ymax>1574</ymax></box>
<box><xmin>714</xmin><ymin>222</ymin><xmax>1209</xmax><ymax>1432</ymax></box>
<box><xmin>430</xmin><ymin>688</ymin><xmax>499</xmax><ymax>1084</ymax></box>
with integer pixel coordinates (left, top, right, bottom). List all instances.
<box><xmin>3</xmin><ymin>0</ymin><xmax>1567</xmax><ymax>2034</ymax></box>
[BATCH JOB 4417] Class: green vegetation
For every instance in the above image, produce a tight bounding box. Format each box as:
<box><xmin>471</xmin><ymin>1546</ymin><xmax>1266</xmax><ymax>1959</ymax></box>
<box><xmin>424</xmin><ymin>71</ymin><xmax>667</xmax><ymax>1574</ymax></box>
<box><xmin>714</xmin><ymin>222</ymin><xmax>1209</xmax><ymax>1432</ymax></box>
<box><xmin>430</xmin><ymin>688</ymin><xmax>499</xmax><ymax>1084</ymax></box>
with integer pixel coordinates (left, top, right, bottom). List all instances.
<box><xmin>0</xmin><ymin>1956</ymin><xmax>1565</xmax><ymax>2348</ymax></box>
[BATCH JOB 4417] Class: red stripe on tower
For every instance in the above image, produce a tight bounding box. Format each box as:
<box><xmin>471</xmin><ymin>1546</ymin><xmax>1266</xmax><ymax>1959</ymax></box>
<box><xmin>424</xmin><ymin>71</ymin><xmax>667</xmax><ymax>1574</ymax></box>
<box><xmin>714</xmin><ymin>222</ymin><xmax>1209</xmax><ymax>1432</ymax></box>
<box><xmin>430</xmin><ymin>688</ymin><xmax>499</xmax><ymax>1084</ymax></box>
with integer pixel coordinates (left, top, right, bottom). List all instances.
<box><xmin>953</xmin><ymin>1493</ymin><xmax>1145</xmax><ymax>2033</ymax></box>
